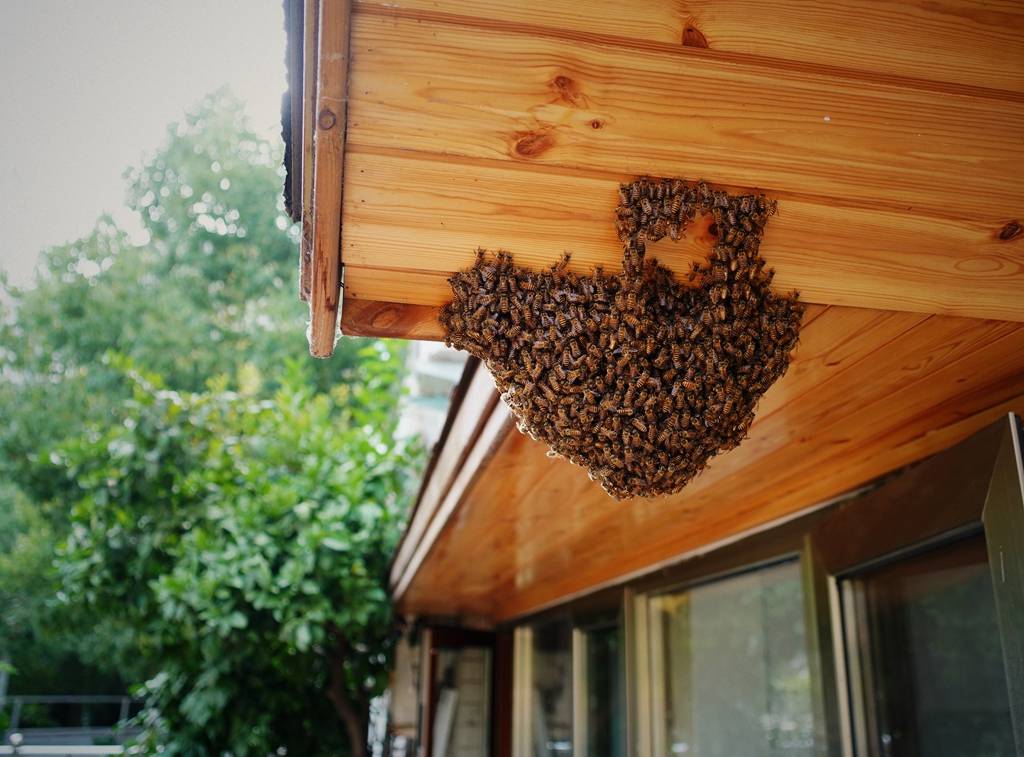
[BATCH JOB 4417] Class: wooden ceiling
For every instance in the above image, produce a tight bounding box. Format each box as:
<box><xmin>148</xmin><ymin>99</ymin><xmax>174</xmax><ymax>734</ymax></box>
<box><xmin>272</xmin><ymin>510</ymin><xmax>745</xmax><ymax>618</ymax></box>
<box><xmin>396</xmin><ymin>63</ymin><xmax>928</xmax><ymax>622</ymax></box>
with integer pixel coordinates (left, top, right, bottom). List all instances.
<box><xmin>392</xmin><ymin>307</ymin><xmax>1024</xmax><ymax>623</ymax></box>
<box><xmin>293</xmin><ymin>0</ymin><xmax>1024</xmax><ymax>621</ymax></box>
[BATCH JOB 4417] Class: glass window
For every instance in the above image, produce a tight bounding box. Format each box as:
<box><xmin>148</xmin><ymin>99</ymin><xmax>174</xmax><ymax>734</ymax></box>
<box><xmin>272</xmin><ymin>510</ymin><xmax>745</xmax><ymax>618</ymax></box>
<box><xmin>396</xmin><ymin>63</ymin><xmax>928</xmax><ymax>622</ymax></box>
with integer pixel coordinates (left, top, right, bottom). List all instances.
<box><xmin>648</xmin><ymin>560</ymin><xmax>814</xmax><ymax>757</ymax></box>
<box><xmin>529</xmin><ymin>619</ymin><xmax>574</xmax><ymax>756</ymax></box>
<box><xmin>580</xmin><ymin>619</ymin><xmax>626</xmax><ymax>757</ymax></box>
<box><xmin>431</xmin><ymin>646</ymin><xmax>492</xmax><ymax>757</ymax></box>
<box><xmin>844</xmin><ymin>533</ymin><xmax>1015</xmax><ymax>756</ymax></box>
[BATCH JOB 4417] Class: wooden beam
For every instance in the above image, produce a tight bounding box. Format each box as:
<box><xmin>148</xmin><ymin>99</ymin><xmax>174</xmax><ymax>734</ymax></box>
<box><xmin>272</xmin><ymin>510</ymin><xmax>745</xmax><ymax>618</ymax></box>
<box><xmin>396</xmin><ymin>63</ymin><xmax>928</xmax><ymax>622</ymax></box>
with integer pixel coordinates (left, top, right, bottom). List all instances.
<box><xmin>331</xmin><ymin>11</ymin><xmax>1024</xmax><ymax>335</ymax></box>
<box><xmin>355</xmin><ymin>0</ymin><xmax>1024</xmax><ymax>94</ymax></box>
<box><xmin>346</xmin><ymin>14</ymin><xmax>1022</xmax><ymax>220</ymax></box>
<box><xmin>390</xmin><ymin>362</ymin><xmax>499</xmax><ymax>595</ymax></box>
<box><xmin>340</xmin><ymin>149</ymin><xmax>1024</xmax><ymax>323</ymax></box>
<box><xmin>307</xmin><ymin>0</ymin><xmax>352</xmax><ymax>357</ymax></box>
<box><xmin>391</xmin><ymin>395</ymin><xmax>512</xmax><ymax>605</ymax></box>
<box><xmin>340</xmin><ymin>297</ymin><xmax>445</xmax><ymax>340</ymax></box>
<box><xmin>298</xmin><ymin>0</ymin><xmax>319</xmax><ymax>302</ymax></box>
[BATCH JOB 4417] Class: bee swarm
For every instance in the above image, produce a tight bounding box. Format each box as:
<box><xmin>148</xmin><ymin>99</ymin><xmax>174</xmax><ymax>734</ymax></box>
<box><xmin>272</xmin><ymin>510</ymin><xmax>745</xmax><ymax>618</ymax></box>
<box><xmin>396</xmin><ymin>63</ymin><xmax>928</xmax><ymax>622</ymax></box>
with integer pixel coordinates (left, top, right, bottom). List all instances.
<box><xmin>440</xmin><ymin>177</ymin><xmax>805</xmax><ymax>499</ymax></box>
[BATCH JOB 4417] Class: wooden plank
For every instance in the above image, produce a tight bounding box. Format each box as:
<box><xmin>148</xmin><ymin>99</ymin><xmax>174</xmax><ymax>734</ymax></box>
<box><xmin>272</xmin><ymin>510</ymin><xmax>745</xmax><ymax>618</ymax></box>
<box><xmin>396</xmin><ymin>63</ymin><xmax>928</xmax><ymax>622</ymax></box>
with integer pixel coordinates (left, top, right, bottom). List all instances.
<box><xmin>390</xmin><ymin>363</ymin><xmax>499</xmax><ymax>591</ymax></box>
<box><xmin>340</xmin><ymin>150</ymin><xmax>1024</xmax><ymax>321</ymax></box>
<box><xmin>345</xmin><ymin>14</ymin><xmax>1023</xmax><ymax>221</ymax></box>
<box><xmin>340</xmin><ymin>297</ymin><xmax>446</xmax><ymax>340</ymax></box>
<box><xmin>308</xmin><ymin>0</ymin><xmax>351</xmax><ymax>357</ymax></box>
<box><xmin>355</xmin><ymin>0</ymin><xmax>1024</xmax><ymax>94</ymax></box>
<box><xmin>391</xmin><ymin>398</ymin><xmax>513</xmax><ymax>602</ymax></box>
<box><xmin>395</xmin><ymin>310</ymin><xmax>1024</xmax><ymax>621</ymax></box>
<box><xmin>299</xmin><ymin>0</ymin><xmax>320</xmax><ymax>302</ymax></box>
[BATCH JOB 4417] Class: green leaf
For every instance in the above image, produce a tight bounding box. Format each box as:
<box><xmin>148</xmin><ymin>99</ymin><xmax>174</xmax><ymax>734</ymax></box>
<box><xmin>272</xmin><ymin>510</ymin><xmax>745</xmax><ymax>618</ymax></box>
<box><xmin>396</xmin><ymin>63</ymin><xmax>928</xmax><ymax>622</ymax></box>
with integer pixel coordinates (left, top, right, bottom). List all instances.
<box><xmin>321</xmin><ymin>537</ymin><xmax>349</xmax><ymax>552</ymax></box>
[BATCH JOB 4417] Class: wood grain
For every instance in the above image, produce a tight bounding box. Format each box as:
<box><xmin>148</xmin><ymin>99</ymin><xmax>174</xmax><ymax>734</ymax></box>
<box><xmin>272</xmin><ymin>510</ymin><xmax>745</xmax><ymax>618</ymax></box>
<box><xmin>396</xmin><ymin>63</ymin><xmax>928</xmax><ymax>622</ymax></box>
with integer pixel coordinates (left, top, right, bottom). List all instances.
<box><xmin>345</xmin><ymin>14</ymin><xmax>1023</xmax><ymax>220</ymax></box>
<box><xmin>341</xmin><ymin>149</ymin><xmax>1024</xmax><ymax>322</ymax></box>
<box><xmin>390</xmin><ymin>362</ymin><xmax>499</xmax><ymax>591</ymax></box>
<box><xmin>299</xmin><ymin>0</ymin><xmax>319</xmax><ymax>302</ymax></box>
<box><xmin>394</xmin><ymin>309</ymin><xmax>1024</xmax><ymax>621</ymax></box>
<box><xmin>340</xmin><ymin>296</ymin><xmax>446</xmax><ymax>340</ymax></box>
<box><xmin>308</xmin><ymin>0</ymin><xmax>351</xmax><ymax>356</ymax></box>
<box><xmin>355</xmin><ymin>0</ymin><xmax>1024</xmax><ymax>94</ymax></box>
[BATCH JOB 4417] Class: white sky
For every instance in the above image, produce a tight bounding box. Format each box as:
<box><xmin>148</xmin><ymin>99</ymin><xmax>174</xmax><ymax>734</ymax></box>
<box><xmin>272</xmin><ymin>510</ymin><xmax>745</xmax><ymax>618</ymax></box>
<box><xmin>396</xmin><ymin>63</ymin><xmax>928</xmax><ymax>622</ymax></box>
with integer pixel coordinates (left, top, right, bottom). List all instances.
<box><xmin>0</xmin><ymin>0</ymin><xmax>288</xmax><ymax>287</ymax></box>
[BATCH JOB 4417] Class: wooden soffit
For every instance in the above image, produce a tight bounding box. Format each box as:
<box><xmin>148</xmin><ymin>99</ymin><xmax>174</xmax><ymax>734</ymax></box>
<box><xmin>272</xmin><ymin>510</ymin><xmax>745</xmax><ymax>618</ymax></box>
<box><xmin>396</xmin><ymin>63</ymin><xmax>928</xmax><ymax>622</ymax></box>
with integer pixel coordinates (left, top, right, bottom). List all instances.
<box><xmin>296</xmin><ymin>0</ymin><xmax>1024</xmax><ymax>350</ymax></box>
<box><xmin>390</xmin><ymin>306</ymin><xmax>1024</xmax><ymax>623</ymax></box>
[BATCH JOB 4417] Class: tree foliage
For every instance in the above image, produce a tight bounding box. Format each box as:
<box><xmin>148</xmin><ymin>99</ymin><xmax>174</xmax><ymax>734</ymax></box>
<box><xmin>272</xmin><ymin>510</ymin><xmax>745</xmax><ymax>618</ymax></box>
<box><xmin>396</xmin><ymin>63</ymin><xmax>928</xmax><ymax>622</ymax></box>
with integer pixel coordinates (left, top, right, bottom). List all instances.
<box><xmin>0</xmin><ymin>90</ymin><xmax>421</xmax><ymax>754</ymax></box>
<box><xmin>55</xmin><ymin>354</ymin><xmax>417</xmax><ymax>755</ymax></box>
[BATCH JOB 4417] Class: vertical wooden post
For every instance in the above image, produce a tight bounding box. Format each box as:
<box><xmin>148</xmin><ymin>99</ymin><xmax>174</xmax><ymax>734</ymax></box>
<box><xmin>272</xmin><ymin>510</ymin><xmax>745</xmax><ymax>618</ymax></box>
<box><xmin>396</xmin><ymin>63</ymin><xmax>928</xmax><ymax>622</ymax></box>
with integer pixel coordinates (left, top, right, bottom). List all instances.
<box><xmin>308</xmin><ymin>0</ymin><xmax>351</xmax><ymax>357</ymax></box>
<box><xmin>298</xmin><ymin>0</ymin><xmax>319</xmax><ymax>303</ymax></box>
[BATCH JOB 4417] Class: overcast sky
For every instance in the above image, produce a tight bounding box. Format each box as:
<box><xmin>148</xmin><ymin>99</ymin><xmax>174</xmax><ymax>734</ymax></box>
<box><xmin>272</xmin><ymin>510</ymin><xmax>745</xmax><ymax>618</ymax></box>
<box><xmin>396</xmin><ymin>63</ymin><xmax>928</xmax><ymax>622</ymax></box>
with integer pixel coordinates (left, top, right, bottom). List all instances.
<box><xmin>0</xmin><ymin>0</ymin><xmax>288</xmax><ymax>287</ymax></box>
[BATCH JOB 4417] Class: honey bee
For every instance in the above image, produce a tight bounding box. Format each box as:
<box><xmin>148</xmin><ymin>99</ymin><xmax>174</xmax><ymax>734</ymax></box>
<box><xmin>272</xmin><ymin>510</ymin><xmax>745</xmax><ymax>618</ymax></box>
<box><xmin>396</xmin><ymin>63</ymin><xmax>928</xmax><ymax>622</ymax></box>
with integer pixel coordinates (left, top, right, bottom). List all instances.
<box><xmin>437</xmin><ymin>177</ymin><xmax>804</xmax><ymax>500</ymax></box>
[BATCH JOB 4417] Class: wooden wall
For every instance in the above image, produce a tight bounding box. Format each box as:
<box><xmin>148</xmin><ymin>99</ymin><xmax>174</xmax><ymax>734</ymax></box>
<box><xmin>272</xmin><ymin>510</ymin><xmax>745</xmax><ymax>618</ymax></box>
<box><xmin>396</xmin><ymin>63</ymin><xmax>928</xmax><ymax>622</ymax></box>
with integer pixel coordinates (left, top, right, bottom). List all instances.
<box><xmin>338</xmin><ymin>0</ymin><xmax>1024</xmax><ymax>339</ymax></box>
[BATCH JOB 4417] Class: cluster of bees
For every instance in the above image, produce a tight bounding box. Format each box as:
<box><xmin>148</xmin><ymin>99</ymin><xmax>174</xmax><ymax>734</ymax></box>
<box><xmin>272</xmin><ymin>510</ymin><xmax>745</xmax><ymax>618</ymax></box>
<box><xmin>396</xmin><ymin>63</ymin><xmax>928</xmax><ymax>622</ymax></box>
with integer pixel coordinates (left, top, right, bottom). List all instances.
<box><xmin>440</xmin><ymin>177</ymin><xmax>804</xmax><ymax>499</ymax></box>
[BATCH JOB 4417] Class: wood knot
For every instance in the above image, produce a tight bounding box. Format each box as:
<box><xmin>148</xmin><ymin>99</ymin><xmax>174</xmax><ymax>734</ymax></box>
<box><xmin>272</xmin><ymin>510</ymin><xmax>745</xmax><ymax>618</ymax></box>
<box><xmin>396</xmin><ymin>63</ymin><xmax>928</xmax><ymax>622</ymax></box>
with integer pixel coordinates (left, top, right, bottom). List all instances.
<box><xmin>590</xmin><ymin>119</ymin><xmax>605</xmax><ymax>130</ymax></box>
<box><xmin>682</xmin><ymin>24</ymin><xmax>709</xmax><ymax>48</ymax></box>
<box><xmin>318</xmin><ymin>108</ymin><xmax>337</xmax><ymax>130</ymax></box>
<box><xmin>370</xmin><ymin>304</ymin><xmax>401</xmax><ymax>330</ymax></box>
<box><xmin>512</xmin><ymin>129</ymin><xmax>556</xmax><ymax>159</ymax></box>
<box><xmin>998</xmin><ymin>220</ymin><xmax>1022</xmax><ymax>241</ymax></box>
<box><xmin>549</xmin><ymin>75</ymin><xmax>587</xmax><ymax>107</ymax></box>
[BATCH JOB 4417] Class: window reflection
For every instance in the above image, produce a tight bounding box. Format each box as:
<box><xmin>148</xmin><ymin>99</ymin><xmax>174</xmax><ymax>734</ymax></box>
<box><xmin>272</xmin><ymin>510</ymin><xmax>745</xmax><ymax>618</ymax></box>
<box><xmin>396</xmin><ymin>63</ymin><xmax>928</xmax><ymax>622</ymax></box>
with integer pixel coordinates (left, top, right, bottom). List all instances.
<box><xmin>582</xmin><ymin>619</ymin><xmax>626</xmax><ymax>757</ymax></box>
<box><xmin>648</xmin><ymin>561</ymin><xmax>814</xmax><ymax>757</ymax></box>
<box><xmin>846</xmin><ymin>534</ymin><xmax>1014</xmax><ymax>756</ymax></box>
<box><xmin>530</xmin><ymin>619</ymin><xmax>574</xmax><ymax>756</ymax></box>
<box><xmin>430</xmin><ymin>647</ymin><xmax>492</xmax><ymax>757</ymax></box>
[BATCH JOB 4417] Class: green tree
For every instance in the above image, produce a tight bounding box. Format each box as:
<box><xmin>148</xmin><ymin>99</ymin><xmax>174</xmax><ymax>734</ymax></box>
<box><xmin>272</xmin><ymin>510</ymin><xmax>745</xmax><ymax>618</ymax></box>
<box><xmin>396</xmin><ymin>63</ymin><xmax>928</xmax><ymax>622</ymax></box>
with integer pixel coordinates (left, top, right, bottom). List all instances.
<box><xmin>53</xmin><ymin>351</ymin><xmax>417</xmax><ymax>756</ymax></box>
<box><xmin>0</xmin><ymin>90</ymin><xmax>419</xmax><ymax>753</ymax></box>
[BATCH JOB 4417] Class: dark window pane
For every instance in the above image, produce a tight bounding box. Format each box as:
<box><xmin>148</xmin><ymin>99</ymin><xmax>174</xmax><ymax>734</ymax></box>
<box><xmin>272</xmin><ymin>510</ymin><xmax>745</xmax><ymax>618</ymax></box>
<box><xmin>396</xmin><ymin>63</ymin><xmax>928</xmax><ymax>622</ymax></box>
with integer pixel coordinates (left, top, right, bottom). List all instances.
<box><xmin>649</xmin><ymin>560</ymin><xmax>815</xmax><ymax>756</ymax></box>
<box><xmin>530</xmin><ymin>619</ymin><xmax>574</xmax><ymax>756</ymax></box>
<box><xmin>584</xmin><ymin>622</ymin><xmax>626</xmax><ymax>757</ymax></box>
<box><xmin>849</xmin><ymin>534</ymin><xmax>1014</xmax><ymax>757</ymax></box>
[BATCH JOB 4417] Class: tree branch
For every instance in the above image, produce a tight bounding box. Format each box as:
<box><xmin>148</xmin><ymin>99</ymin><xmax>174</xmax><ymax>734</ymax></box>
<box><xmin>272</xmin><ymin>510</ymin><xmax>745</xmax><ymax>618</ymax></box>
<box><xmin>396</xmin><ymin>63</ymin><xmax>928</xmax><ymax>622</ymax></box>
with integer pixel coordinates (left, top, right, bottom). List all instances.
<box><xmin>325</xmin><ymin>629</ymin><xmax>368</xmax><ymax>757</ymax></box>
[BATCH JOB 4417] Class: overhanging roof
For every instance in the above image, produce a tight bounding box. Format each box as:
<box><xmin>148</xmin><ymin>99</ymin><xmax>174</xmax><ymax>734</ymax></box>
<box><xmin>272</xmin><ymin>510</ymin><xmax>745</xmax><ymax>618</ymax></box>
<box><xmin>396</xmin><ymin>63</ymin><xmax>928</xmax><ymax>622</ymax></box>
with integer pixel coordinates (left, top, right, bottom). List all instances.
<box><xmin>285</xmin><ymin>0</ymin><xmax>1024</xmax><ymax>350</ymax></box>
<box><xmin>281</xmin><ymin>0</ymin><xmax>1024</xmax><ymax>623</ymax></box>
<box><xmin>390</xmin><ymin>308</ymin><xmax>1024</xmax><ymax>623</ymax></box>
